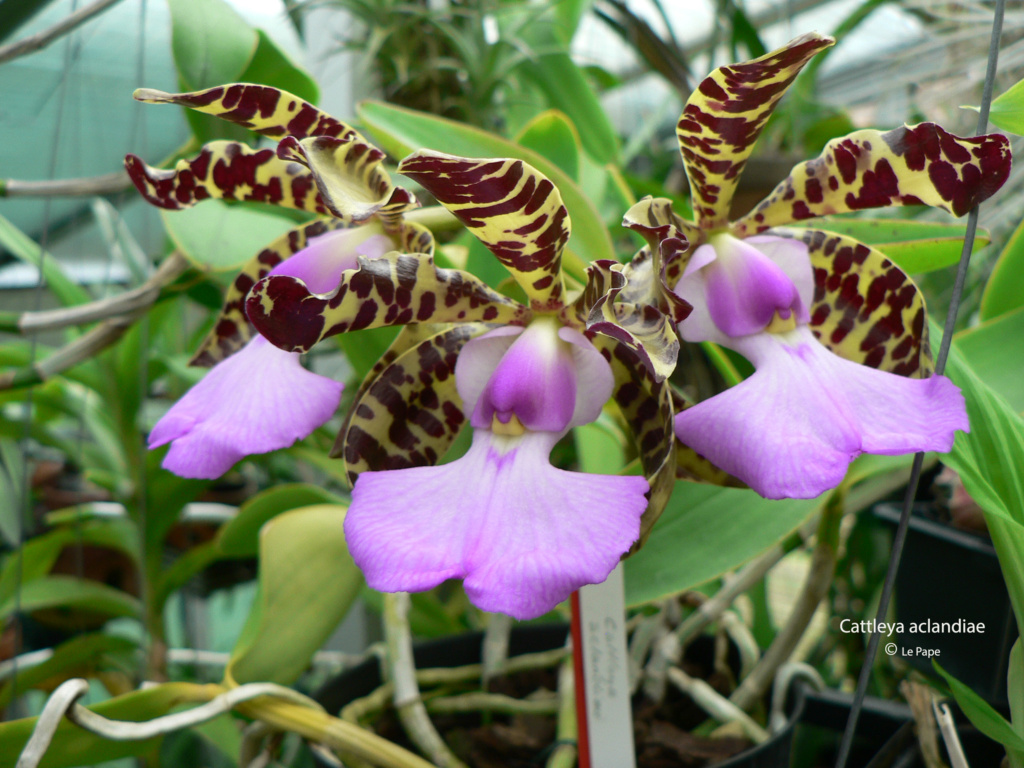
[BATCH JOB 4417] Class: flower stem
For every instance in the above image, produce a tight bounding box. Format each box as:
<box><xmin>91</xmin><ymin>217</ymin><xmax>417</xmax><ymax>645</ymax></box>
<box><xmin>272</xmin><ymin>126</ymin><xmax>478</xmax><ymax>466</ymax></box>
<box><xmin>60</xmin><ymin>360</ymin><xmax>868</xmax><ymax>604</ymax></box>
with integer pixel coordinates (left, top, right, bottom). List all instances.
<box><xmin>383</xmin><ymin>593</ymin><xmax>469</xmax><ymax>768</ymax></box>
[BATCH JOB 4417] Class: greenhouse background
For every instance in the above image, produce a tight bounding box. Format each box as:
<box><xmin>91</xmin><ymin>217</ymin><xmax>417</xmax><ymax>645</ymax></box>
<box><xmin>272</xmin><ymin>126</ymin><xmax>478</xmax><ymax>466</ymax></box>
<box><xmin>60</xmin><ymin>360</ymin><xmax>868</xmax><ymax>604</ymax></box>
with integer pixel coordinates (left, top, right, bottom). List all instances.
<box><xmin>1</xmin><ymin>0</ymin><xmax>1023</xmax><ymax>767</ymax></box>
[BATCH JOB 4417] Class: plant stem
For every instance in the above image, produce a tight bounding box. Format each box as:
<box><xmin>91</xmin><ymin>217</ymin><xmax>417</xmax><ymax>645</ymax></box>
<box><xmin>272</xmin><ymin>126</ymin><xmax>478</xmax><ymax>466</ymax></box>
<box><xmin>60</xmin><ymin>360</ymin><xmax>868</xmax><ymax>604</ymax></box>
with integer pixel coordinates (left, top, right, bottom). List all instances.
<box><xmin>546</xmin><ymin>652</ymin><xmax>578</xmax><ymax>768</ymax></box>
<box><xmin>1</xmin><ymin>172</ymin><xmax>133</xmax><ymax>198</ymax></box>
<box><xmin>729</xmin><ymin>493</ymin><xmax>843</xmax><ymax>712</ymax></box>
<box><xmin>383</xmin><ymin>593</ymin><xmax>469</xmax><ymax>768</ymax></box>
<box><xmin>481</xmin><ymin>612</ymin><xmax>513</xmax><ymax>690</ymax></box>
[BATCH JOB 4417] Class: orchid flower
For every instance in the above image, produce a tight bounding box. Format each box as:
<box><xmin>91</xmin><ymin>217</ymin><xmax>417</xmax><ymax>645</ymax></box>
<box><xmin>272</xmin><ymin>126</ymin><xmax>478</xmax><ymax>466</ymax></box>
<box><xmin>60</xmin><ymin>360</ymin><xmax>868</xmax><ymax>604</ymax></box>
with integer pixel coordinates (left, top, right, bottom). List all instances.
<box><xmin>623</xmin><ymin>33</ymin><xmax>1011</xmax><ymax>499</ymax></box>
<box><xmin>126</xmin><ymin>85</ymin><xmax>433</xmax><ymax>478</ymax></box>
<box><xmin>244</xmin><ymin>152</ymin><xmax>678</xmax><ymax>618</ymax></box>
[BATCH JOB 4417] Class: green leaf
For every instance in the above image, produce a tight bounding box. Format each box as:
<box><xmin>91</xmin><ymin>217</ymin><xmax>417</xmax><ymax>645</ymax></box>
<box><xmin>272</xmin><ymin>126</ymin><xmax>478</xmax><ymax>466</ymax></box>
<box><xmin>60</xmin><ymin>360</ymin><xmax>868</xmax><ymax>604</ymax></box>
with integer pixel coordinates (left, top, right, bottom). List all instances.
<box><xmin>168</xmin><ymin>0</ymin><xmax>258</xmax><ymax>90</ymax></box>
<box><xmin>935</xmin><ymin>659</ymin><xmax>1024</xmax><ymax>760</ymax></box>
<box><xmin>162</xmin><ymin>201</ymin><xmax>307</xmax><ymax>272</ymax></box>
<box><xmin>940</xmin><ymin>332</ymin><xmax>1024</xmax><ymax>641</ymax></box>
<box><xmin>0</xmin><ymin>575</ymin><xmax>141</xmax><ymax>622</ymax></box>
<box><xmin>0</xmin><ymin>438</ymin><xmax>25</xmax><ymax>547</ymax></box>
<box><xmin>227</xmin><ymin>504</ymin><xmax>362</xmax><ymax>685</ymax></box>
<box><xmin>575</xmin><ymin>416</ymin><xmax>627</xmax><ymax>476</ymax></box>
<box><xmin>989</xmin><ymin>76</ymin><xmax>1024</xmax><ymax>136</ymax></box>
<box><xmin>0</xmin><ymin>633</ymin><xmax>138</xmax><ymax>708</ymax></box>
<box><xmin>552</xmin><ymin>0</ymin><xmax>592</xmax><ymax>40</ymax></box>
<box><xmin>623</xmin><ymin>482</ymin><xmax>820</xmax><ymax>606</ymax></box>
<box><xmin>241</xmin><ymin>29</ymin><xmax>319</xmax><ymax>105</ymax></box>
<box><xmin>358</xmin><ymin>100</ymin><xmax>615</xmax><ymax>271</ymax></box>
<box><xmin>515</xmin><ymin>48</ymin><xmax>620</xmax><ymax>165</ymax></box>
<box><xmin>955</xmin><ymin>307</ymin><xmax>1024</xmax><ymax>413</ymax></box>
<box><xmin>514</xmin><ymin>110</ymin><xmax>582</xmax><ymax>181</ymax></box>
<box><xmin>337</xmin><ymin>325</ymin><xmax>400</xmax><ymax>383</ymax></box>
<box><xmin>0</xmin><ymin>682</ymin><xmax>207</xmax><ymax>768</ymax></box>
<box><xmin>981</xmin><ymin>213</ymin><xmax>1024</xmax><ymax>321</ymax></box>
<box><xmin>217</xmin><ymin>483</ymin><xmax>345</xmax><ymax>557</ymax></box>
<box><xmin>0</xmin><ymin>214</ymin><xmax>91</xmax><ymax>307</ymax></box>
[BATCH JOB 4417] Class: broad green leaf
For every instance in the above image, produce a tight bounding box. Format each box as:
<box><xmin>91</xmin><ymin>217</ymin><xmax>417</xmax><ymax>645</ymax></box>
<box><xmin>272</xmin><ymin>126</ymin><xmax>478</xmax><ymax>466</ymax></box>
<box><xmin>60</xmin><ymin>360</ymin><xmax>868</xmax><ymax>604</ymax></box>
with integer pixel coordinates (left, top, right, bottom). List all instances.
<box><xmin>955</xmin><ymin>307</ymin><xmax>1024</xmax><ymax>413</ymax></box>
<box><xmin>623</xmin><ymin>482</ymin><xmax>820</xmax><ymax>606</ymax></box>
<box><xmin>940</xmin><ymin>332</ymin><xmax>1024</xmax><ymax>642</ymax></box>
<box><xmin>337</xmin><ymin>325</ymin><xmax>400</xmax><ymax>383</ymax></box>
<box><xmin>227</xmin><ymin>504</ymin><xmax>362</xmax><ymax>685</ymax></box>
<box><xmin>143</xmin><ymin>450</ymin><xmax>209</xmax><ymax>555</ymax></box>
<box><xmin>1010</xmin><ymin>640</ymin><xmax>1024</xmax><ymax>756</ymax></box>
<box><xmin>552</xmin><ymin>0</ymin><xmax>592</xmax><ymax>40</ymax></box>
<box><xmin>162</xmin><ymin>201</ymin><xmax>307</xmax><ymax>272</ymax></box>
<box><xmin>516</xmin><ymin>47</ymin><xmax>619</xmax><ymax>165</ymax></box>
<box><xmin>514</xmin><ymin>110</ymin><xmax>581</xmax><ymax>181</ymax></box>
<box><xmin>358</xmin><ymin>100</ymin><xmax>615</xmax><ymax>272</ymax></box>
<box><xmin>217</xmin><ymin>483</ymin><xmax>344</xmax><ymax>557</ymax></box>
<box><xmin>0</xmin><ymin>214</ymin><xmax>91</xmax><ymax>307</ymax></box>
<box><xmin>0</xmin><ymin>575</ymin><xmax>141</xmax><ymax>622</ymax></box>
<box><xmin>241</xmin><ymin>29</ymin><xmax>319</xmax><ymax>105</ymax></box>
<box><xmin>575</xmin><ymin>416</ymin><xmax>627</xmax><ymax>476</ymax></box>
<box><xmin>935</xmin><ymin>660</ymin><xmax>1024</xmax><ymax>761</ymax></box>
<box><xmin>0</xmin><ymin>633</ymin><xmax>138</xmax><ymax>708</ymax></box>
<box><xmin>0</xmin><ymin>682</ymin><xmax>208</xmax><ymax>768</ymax></box>
<box><xmin>981</xmin><ymin>213</ymin><xmax>1024</xmax><ymax>321</ymax></box>
<box><xmin>169</xmin><ymin>0</ymin><xmax>257</xmax><ymax>91</ymax></box>
<box><xmin>989</xmin><ymin>77</ymin><xmax>1024</xmax><ymax>136</ymax></box>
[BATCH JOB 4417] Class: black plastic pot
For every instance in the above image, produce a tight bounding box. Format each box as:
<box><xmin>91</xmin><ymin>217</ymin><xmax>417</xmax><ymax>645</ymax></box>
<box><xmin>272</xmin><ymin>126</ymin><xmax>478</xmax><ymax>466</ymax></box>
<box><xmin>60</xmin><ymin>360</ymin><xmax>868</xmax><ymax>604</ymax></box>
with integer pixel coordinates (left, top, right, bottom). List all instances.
<box><xmin>794</xmin><ymin>686</ymin><xmax>1007</xmax><ymax>767</ymax></box>
<box><xmin>315</xmin><ymin>624</ymin><xmax>804</xmax><ymax>768</ymax></box>
<box><xmin>874</xmin><ymin>503</ymin><xmax>1016</xmax><ymax>704</ymax></box>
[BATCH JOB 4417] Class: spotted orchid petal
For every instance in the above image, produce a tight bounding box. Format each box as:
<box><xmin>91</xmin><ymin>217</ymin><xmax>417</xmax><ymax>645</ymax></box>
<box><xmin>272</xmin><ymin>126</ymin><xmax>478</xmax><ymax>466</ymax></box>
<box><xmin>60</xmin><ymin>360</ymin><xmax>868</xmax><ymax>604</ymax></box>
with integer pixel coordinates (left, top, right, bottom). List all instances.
<box><xmin>133</xmin><ymin>84</ymin><xmax>365</xmax><ymax>141</ymax></box>
<box><xmin>791</xmin><ymin>228</ymin><xmax>935</xmax><ymax>377</ymax></box>
<box><xmin>674</xmin><ymin>326</ymin><xmax>967</xmax><ymax>499</ymax></box>
<box><xmin>346</xmin><ymin>429</ymin><xmax>648</xmax><ymax>619</ymax></box>
<box><xmin>398</xmin><ymin>151</ymin><xmax>569</xmax><ymax>312</ymax></box>
<box><xmin>589</xmin><ymin>336</ymin><xmax>677</xmax><ymax>546</ymax></box>
<box><xmin>192</xmin><ymin>221</ymin><xmax>412</xmax><ymax>366</ymax></box>
<box><xmin>339</xmin><ymin>325</ymin><xmax>482</xmax><ymax>485</ymax></box>
<box><xmin>276</xmin><ymin>136</ymin><xmax>419</xmax><ymax>225</ymax></box>
<box><xmin>679</xmin><ymin>32</ymin><xmax>834</xmax><ymax>229</ymax></box>
<box><xmin>621</xmin><ymin>197</ymin><xmax>697</xmax><ymax>322</ymax></box>
<box><xmin>734</xmin><ymin>124</ymin><xmax>1012</xmax><ymax>236</ymax></box>
<box><xmin>125</xmin><ymin>141</ymin><xmax>326</xmax><ymax>213</ymax></box>
<box><xmin>587</xmin><ymin>286</ymin><xmax>680</xmax><ymax>384</ymax></box>
<box><xmin>149</xmin><ymin>336</ymin><xmax>342</xmax><ymax>479</ymax></box>
<box><xmin>247</xmin><ymin>253</ymin><xmax>530</xmax><ymax>353</ymax></box>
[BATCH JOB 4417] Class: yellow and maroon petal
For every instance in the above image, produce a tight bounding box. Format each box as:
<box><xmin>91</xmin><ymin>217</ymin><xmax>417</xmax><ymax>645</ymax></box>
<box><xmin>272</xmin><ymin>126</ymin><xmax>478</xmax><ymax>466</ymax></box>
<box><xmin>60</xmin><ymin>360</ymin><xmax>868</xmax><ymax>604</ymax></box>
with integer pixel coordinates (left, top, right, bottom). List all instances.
<box><xmin>678</xmin><ymin>33</ymin><xmax>834</xmax><ymax>229</ymax></box>
<box><xmin>134</xmin><ymin>84</ymin><xmax>362</xmax><ymax>142</ymax></box>
<box><xmin>277</xmin><ymin>136</ymin><xmax>419</xmax><ymax>225</ymax></box>
<box><xmin>339</xmin><ymin>325</ymin><xmax>483</xmax><ymax>486</ymax></box>
<box><xmin>785</xmin><ymin>228</ymin><xmax>933</xmax><ymax>378</ymax></box>
<box><xmin>192</xmin><ymin>219</ymin><xmax>349</xmax><ymax>367</ymax></box>
<box><xmin>398</xmin><ymin>151</ymin><xmax>568</xmax><ymax>312</ymax></box>
<box><xmin>592</xmin><ymin>337</ymin><xmax>676</xmax><ymax>548</ymax></box>
<box><xmin>622</xmin><ymin>196</ymin><xmax>699</xmax><ymax>321</ymax></box>
<box><xmin>246</xmin><ymin>252</ymin><xmax>529</xmax><ymax>353</ymax></box>
<box><xmin>125</xmin><ymin>141</ymin><xmax>326</xmax><ymax>213</ymax></box>
<box><xmin>734</xmin><ymin>125</ymin><xmax>1012</xmax><ymax>235</ymax></box>
<box><xmin>588</xmin><ymin>289</ymin><xmax>679</xmax><ymax>383</ymax></box>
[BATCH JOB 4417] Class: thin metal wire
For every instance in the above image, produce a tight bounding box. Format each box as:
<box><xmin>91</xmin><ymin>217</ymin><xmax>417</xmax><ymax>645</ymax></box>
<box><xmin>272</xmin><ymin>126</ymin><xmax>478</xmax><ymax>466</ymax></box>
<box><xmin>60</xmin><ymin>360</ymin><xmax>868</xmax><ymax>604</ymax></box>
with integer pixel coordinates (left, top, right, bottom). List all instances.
<box><xmin>834</xmin><ymin>2</ymin><xmax>1007</xmax><ymax>766</ymax></box>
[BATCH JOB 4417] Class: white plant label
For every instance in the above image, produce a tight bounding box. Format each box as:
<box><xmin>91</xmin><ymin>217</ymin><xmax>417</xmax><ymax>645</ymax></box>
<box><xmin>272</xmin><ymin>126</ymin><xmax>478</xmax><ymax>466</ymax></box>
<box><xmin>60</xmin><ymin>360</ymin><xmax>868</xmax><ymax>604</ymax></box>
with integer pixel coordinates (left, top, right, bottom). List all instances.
<box><xmin>578</xmin><ymin>562</ymin><xmax>636</xmax><ymax>768</ymax></box>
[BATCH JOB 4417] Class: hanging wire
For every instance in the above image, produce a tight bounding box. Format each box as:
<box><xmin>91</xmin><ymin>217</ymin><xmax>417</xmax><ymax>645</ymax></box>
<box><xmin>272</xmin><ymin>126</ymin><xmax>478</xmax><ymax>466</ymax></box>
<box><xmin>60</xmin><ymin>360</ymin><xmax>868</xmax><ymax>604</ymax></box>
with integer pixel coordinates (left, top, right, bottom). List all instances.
<box><xmin>834</xmin><ymin>1</ymin><xmax>1008</xmax><ymax>765</ymax></box>
<box><xmin>10</xmin><ymin>0</ymin><xmax>84</xmax><ymax>706</ymax></box>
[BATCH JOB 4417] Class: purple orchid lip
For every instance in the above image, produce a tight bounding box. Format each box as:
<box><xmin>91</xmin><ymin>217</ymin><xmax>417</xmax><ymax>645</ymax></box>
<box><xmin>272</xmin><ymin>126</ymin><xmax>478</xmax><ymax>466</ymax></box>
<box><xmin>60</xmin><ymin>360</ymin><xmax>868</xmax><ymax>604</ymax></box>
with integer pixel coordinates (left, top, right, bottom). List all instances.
<box><xmin>346</xmin><ymin>429</ymin><xmax>649</xmax><ymax>619</ymax></box>
<box><xmin>267</xmin><ymin>228</ymin><xmax>393</xmax><ymax>294</ymax></box>
<box><xmin>674</xmin><ymin>326</ymin><xmax>968</xmax><ymax>499</ymax></box>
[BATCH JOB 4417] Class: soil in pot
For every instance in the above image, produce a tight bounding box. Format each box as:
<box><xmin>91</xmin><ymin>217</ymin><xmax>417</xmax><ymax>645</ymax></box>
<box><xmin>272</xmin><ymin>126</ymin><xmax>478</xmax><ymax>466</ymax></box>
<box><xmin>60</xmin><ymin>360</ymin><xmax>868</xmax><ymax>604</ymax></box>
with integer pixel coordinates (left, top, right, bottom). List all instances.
<box><xmin>316</xmin><ymin>626</ymin><xmax>801</xmax><ymax>768</ymax></box>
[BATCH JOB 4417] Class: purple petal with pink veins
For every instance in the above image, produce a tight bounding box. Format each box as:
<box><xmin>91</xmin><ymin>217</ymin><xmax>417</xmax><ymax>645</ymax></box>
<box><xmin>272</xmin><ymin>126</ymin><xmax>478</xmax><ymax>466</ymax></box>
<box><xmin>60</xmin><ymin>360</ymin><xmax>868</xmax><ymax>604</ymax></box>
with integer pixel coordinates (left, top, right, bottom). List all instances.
<box><xmin>674</xmin><ymin>327</ymin><xmax>967</xmax><ymax>499</ymax></box>
<box><xmin>558</xmin><ymin>327</ymin><xmax>614</xmax><ymax>428</ymax></box>
<box><xmin>270</xmin><ymin>230</ymin><xmax>393</xmax><ymax>293</ymax></box>
<box><xmin>345</xmin><ymin>430</ymin><xmax>649</xmax><ymax>619</ymax></box>
<box><xmin>149</xmin><ymin>336</ymin><xmax>342</xmax><ymax>479</ymax></box>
